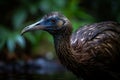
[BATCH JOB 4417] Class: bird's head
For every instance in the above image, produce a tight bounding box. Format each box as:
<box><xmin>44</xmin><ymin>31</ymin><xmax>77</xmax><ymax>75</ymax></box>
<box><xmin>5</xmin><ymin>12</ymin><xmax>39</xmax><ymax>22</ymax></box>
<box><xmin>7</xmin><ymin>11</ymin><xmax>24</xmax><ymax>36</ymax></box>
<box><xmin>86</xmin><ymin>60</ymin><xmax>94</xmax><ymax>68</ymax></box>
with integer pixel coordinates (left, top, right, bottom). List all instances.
<box><xmin>21</xmin><ymin>12</ymin><xmax>72</xmax><ymax>36</ymax></box>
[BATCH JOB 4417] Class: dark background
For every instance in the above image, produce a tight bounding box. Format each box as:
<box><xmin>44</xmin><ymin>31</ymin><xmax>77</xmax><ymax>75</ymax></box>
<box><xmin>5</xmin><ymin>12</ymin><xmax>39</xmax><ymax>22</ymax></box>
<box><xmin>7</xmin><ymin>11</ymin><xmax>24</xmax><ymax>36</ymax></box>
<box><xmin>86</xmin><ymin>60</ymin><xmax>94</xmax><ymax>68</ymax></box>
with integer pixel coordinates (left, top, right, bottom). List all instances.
<box><xmin>0</xmin><ymin>0</ymin><xmax>120</xmax><ymax>80</ymax></box>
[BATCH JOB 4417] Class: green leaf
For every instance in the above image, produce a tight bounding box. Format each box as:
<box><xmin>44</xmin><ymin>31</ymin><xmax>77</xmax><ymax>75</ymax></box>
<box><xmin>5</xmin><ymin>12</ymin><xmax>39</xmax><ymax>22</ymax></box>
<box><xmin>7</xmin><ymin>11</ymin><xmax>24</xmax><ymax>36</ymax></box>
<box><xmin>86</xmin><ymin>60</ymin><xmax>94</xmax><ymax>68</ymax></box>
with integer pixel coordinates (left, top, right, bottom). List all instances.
<box><xmin>77</xmin><ymin>11</ymin><xmax>94</xmax><ymax>21</ymax></box>
<box><xmin>7</xmin><ymin>37</ymin><xmax>15</xmax><ymax>52</ymax></box>
<box><xmin>0</xmin><ymin>39</ymin><xmax>5</xmax><ymax>50</ymax></box>
<box><xmin>29</xmin><ymin>4</ymin><xmax>38</xmax><ymax>14</ymax></box>
<box><xmin>53</xmin><ymin>0</ymin><xmax>66</xmax><ymax>7</ymax></box>
<box><xmin>15</xmin><ymin>35</ymin><xmax>26</xmax><ymax>48</ymax></box>
<box><xmin>24</xmin><ymin>33</ymin><xmax>36</xmax><ymax>45</ymax></box>
<box><xmin>12</xmin><ymin>9</ymin><xmax>27</xmax><ymax>29</ymax></box>
<box><xmin>0</xmin><ymin>26</ymin><xmax>10</xmax><ymax>50</ymax></box>
<box><xmin>39</xmin><ymin>0</ymin><xmax>51</xmax><ymax>12</ymax></box>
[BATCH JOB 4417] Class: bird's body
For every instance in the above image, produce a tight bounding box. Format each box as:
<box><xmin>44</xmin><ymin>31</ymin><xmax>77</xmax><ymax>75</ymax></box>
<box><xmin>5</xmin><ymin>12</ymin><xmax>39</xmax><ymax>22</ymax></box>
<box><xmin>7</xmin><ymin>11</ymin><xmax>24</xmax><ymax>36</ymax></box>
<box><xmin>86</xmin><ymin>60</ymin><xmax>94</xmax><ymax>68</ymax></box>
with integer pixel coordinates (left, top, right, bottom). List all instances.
<box><xmin>54</xmin><ymin>21</ymin><xmax>120</xmax><ymax>80</ymax></box>
<box><xmin>21</xmin><ymin>12</ymin><xmax>120</xmax><ymax>80</ymax></box>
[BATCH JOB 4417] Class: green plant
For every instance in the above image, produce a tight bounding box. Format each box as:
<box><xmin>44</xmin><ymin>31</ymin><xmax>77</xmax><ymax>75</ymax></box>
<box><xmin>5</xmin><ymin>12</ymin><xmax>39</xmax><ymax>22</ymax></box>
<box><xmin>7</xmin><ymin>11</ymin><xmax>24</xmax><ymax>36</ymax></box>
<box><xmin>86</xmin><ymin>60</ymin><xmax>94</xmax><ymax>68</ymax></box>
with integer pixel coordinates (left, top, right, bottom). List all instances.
<box><xmin>0</xmin><ymin>0</ymin><xmax>95</xmax><ymax>53</ymax></box>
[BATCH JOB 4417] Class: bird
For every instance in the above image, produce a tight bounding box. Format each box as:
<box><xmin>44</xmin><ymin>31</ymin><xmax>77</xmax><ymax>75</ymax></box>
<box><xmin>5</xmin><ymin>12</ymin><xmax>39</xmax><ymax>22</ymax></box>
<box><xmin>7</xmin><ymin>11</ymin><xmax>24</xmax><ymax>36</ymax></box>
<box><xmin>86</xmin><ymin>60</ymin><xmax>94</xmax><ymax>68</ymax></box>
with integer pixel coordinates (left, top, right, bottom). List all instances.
<box><xmin>21</xmin><ymin>12</ymin><xmax>120</xmax><ymax>80</ymax></box>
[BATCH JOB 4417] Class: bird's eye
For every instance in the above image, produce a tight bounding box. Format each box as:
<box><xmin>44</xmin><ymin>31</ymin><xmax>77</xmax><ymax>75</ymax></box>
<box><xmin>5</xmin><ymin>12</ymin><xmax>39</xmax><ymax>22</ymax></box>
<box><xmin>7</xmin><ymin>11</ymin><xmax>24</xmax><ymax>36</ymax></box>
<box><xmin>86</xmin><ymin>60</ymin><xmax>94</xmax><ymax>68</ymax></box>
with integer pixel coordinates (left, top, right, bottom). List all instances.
<box><xmin>50</xmin><ymin>19</ymin><xmax>56</xmax><ymax>23</ymax></box>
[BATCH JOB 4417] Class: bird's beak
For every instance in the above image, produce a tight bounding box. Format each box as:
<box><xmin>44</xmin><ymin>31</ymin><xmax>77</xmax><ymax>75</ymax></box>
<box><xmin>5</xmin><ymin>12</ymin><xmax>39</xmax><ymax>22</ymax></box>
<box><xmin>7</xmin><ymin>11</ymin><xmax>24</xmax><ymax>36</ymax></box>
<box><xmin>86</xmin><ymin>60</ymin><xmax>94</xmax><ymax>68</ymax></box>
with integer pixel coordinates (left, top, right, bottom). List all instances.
<box><xmin>21</xmin><ymin>20</ymin><xmax>45</xmax><ymax>35</ymax></box>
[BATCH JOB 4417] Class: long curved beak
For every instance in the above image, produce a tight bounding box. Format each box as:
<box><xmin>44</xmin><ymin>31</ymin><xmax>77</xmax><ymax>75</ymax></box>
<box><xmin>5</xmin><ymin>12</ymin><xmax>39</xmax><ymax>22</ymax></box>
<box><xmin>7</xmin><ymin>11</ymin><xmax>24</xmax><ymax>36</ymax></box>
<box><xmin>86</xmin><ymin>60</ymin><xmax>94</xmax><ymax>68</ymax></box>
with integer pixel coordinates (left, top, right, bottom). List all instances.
<box><xmin>21</xmin><ymin>20</ymin><xmax>45</xmax><ymax>35</ymax></box>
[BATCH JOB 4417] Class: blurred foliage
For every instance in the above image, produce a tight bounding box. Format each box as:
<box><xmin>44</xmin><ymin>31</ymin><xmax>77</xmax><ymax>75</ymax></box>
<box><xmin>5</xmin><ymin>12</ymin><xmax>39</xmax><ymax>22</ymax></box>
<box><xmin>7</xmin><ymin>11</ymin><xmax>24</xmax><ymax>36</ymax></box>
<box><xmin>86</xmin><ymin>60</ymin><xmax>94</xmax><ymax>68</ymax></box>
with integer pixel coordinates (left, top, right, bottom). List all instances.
<box><xmin>0</xmin><ymin>0</ymin><xmax>120</xmax><ymax>79</ymax></box>
<box><xmin>0</xmin><ymin>0</ymin><xmax>94</xmax><ymax>54</ymax></box>
<box><xmin>0</xmin><ymin>0</ymin><xmax>120</xmax><ymax>58</ymax></box>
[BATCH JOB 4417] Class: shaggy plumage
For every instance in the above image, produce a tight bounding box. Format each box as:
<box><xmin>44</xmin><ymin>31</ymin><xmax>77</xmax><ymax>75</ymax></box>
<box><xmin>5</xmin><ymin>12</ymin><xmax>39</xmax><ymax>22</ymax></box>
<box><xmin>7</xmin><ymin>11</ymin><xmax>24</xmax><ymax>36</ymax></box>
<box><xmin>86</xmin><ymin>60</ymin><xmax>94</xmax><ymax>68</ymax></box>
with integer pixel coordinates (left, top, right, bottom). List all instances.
<box><xmin>21</xmin><ymin>12</ymin><xmax>120</xmax><ymax>80</ymax></box>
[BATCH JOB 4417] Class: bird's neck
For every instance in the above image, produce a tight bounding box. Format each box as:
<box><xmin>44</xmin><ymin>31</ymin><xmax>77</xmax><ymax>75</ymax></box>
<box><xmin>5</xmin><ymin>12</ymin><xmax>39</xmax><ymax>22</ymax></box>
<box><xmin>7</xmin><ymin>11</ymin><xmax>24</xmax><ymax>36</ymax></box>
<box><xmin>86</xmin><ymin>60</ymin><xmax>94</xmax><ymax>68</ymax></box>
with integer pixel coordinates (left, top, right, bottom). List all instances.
<box><xmin>54</xmin><ymin>33</ymin><xmax>73</xmax><ymax>54</ymax></box>
<box><xmin>53</xmin><ymin>26</ymin><xmax>74</xmax><ymax>56</ymax></box>
<box><xmin>53</xmin><ymin>27</ymin><xmax>82</xmax><ymax>76</ymax></box>
<box><xmin>53</xmin><ymin>33</ymin><xmax>76</xmax><ymax>66</ymax></box>
<box><xmin>54</xmin><ymin>35</ymin><xmax>71</xmax><ymax>50</ymax></box>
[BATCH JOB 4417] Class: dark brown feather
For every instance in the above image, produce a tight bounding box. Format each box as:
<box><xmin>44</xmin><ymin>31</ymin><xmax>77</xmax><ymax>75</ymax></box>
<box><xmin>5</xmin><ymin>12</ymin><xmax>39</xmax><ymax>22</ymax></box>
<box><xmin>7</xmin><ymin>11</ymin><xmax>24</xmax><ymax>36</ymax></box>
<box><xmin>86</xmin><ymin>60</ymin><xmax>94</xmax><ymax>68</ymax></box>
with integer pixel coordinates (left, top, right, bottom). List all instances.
<box><xmin>21</xmin><ymin>12</ymin><xmax>120</xmax><ymax>80</ymax></box>
<box><xmin>55</xmin><ymin>21</ymin><xmax>120</xmax><ymax>80</ymax></box>
<box><xmin>70</xmin><ymin>21</ymin><xmax>120</xmax><ymax>80</ymax></box>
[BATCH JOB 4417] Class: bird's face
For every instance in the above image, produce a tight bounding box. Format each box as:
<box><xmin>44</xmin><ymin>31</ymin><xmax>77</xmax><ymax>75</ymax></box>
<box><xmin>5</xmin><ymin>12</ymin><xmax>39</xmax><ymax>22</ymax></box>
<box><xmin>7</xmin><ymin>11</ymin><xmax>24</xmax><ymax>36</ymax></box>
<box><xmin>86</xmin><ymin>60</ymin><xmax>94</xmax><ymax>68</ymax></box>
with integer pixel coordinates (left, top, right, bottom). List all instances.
<box><xmin>21</xmin><ymin>12</ymin><xmax>70</xmax><ymax>35</ymax></box>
